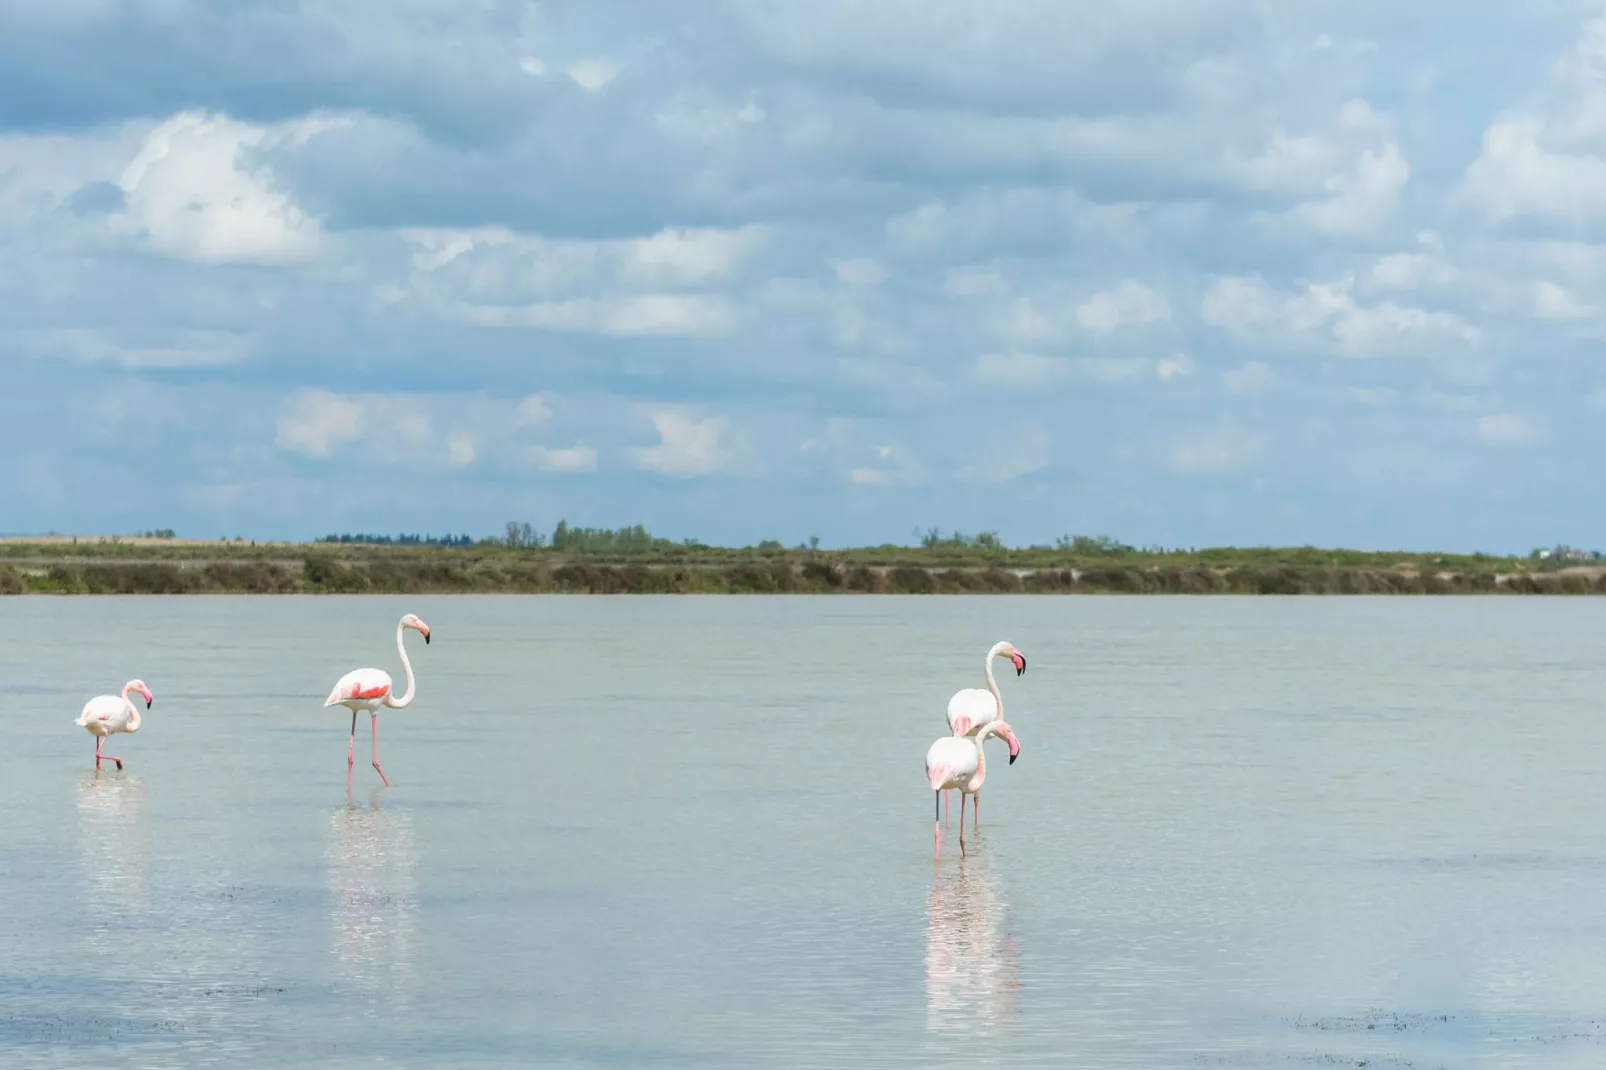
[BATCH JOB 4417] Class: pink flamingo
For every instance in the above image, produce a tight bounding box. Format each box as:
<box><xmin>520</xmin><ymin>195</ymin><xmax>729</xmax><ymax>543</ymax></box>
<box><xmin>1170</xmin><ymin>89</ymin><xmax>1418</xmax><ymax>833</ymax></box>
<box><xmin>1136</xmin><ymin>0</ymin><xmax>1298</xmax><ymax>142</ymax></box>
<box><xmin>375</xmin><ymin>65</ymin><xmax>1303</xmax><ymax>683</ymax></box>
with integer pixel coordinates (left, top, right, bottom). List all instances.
<box><xmin>942</xmin><ymin>641</ymin><xmax>1026</xmax><ymax>824</ymax></box>
<box><xmin>926</xmin><ymin>720</ymin><xmax>1017</xmax><ymax>860</ymax></box>
<box><xmin>323</xmin><ymin>613</ymin><xmax>430</xmax><ymax>790</ymax></box>
<box><xmin>75</xmin><ymin>679</ymin><xmax>152</xmax><ymax>771</ymax></box>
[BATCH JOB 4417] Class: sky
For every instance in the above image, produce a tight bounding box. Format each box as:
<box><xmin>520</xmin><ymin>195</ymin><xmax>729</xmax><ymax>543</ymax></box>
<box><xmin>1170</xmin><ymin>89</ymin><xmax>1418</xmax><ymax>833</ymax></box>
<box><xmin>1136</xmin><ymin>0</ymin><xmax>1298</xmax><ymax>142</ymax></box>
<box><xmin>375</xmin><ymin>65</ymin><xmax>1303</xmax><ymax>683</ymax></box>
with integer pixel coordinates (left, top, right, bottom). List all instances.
<box><xmin>3</xmin><ymin>1</ymin><xmax>1606</xmax><ymax>551</ymax></box>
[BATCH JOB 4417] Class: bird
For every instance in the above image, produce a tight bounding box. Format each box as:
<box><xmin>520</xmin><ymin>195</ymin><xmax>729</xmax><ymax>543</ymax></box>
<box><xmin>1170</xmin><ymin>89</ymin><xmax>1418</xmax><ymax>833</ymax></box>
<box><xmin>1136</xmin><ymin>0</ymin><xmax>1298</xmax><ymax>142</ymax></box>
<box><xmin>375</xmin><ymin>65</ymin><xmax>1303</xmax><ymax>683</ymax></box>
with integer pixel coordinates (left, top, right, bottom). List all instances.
<box><xmin>323</xmin><ymin>613</ymin><xmax>431</xmax><ymax>790</ymax></box>
<box><xmin>926</xmin><ymin>720</ymin><xmax>1016</xmax><ymax>860</ymax></box>
<box><xmin>75</xmin><ymin>679</ymin><xmax>152</xmax><ymax>771</ymax></box>
<box><xmin>942</xmin><ymin>641</ymin><xmax>1027</xmax><ymax>824</ymax></box>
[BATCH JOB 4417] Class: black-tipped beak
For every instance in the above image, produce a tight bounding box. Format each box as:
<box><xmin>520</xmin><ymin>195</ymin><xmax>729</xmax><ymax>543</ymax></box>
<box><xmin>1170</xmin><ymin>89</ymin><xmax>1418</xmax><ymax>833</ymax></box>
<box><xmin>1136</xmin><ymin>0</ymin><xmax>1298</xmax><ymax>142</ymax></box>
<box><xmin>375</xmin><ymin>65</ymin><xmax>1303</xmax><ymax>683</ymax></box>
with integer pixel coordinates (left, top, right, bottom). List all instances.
<box><xmin>1014</xmin><ymin>654</ymin><xmax>1027</xmax><ymax>676</ymax></box>
<box><xmin>1008</xmin><ymin>752</ymin><xmax>1017</xmax><ymax>765</ymax></box>
<box><xmin>424</xmin><ymin>633</ymin><xmax>431</xmax><ymax>644</ymax></box>
<box><xmin>145</xmin><ymin>698</ymin><xmax>153</xmax><ymax>709</ymax></box>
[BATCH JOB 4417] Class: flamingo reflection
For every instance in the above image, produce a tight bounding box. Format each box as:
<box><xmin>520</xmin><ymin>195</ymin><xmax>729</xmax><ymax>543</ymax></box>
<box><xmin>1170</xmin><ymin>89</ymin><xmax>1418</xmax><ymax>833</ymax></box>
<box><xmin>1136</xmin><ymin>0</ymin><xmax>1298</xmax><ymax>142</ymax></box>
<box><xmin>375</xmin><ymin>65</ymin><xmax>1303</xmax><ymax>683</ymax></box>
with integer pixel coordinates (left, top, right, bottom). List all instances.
<box><xmin>75</xmin><ymin>772</ymin><xmax>147</xmax><ymax>956</ymax></box>
<box><xmin>326</xmin><ymin>790</ymin><xmax>419</xmax><ymax>1006</ymax></box>
<box><xmin>925</xmin><ymin>857</ymin><xmax>1021</xmax><ymax>1036</ymax></box>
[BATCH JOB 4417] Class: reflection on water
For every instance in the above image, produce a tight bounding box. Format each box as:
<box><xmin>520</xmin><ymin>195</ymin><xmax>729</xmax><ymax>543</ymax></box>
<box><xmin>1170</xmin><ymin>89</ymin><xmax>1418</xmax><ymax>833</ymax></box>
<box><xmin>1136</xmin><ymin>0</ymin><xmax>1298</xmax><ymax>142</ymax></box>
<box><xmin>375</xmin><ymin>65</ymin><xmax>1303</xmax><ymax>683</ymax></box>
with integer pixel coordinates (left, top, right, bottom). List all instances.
<box><xmin>925</xmin><ymin>852</ymin><xmax>1021</xmax><ymax>1037</ymax></box>
<box><xmin>326</xmin><ymin>790</ymin><xmax>419</xmax><ymax>1008</ymax></box>
<box><xmin>74</xmin><ymin>772</ymin><xmax>146</xmax><ymax>957</ymax></box>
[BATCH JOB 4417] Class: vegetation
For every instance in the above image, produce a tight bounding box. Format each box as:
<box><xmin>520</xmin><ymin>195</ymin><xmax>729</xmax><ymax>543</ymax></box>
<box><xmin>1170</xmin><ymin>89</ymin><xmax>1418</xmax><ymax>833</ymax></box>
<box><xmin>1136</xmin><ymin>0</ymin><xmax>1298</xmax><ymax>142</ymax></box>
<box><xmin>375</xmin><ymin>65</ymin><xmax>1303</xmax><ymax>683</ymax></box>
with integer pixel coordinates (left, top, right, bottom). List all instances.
<box><xmin>0</xmin><ymin>523</ymin><xmax>1599</xmax><ymax>595</ymax></box>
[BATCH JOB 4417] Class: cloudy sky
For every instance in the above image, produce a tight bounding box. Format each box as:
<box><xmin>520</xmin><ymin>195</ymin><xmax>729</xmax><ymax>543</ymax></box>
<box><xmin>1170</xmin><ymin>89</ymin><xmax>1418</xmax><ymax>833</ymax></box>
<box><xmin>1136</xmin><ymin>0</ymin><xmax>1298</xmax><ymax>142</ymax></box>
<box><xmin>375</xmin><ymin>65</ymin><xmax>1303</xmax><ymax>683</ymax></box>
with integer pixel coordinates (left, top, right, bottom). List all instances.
<box><xmin>4</xmin><ymin>1</ymin><xmax>1606</xmax><ymax>550</ymax></box>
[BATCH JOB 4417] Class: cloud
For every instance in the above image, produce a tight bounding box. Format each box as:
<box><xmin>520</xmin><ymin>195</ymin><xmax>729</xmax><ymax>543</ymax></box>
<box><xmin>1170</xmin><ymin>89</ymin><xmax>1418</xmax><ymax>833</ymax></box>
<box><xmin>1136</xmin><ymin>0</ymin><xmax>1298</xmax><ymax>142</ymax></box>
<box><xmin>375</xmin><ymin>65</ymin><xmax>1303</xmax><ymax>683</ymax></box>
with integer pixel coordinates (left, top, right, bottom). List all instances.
<box><xmin>276</xmin><ymin>388</ymin><xmax>363</xmax><ymax>458</ymax></box>
<box><xmin>1201</xmin><ymin>275</ymin><xmax>1482</xmax><ymax>356</ymax></box>
<box><xmin>630</xmin><ymin>409</ymin><xmax>735</xmax><ymax>476</ymax></box>
<box><xmin>1074</xmin><ymin>280</ymin><xmax>1169</xmax><ymax>334</ymax></box>
<box><xmin>529</xmin><ymin>444</ymin><xmax>598</xmax><ymax>473</ymax></box>
<box><xmin>115</xmin><ymin>111</ymin><xmax>343</xmax><ymax>265</ymax></box>
<box><xmin>1221</xmin><ymin>360</ymin><xmax>1278</xmax><ymax>394</ymax></box>
<box><xmin>1474</xmin><ymin>412</ymin><xmax>1547</xmax><ymax>446</ymax></box>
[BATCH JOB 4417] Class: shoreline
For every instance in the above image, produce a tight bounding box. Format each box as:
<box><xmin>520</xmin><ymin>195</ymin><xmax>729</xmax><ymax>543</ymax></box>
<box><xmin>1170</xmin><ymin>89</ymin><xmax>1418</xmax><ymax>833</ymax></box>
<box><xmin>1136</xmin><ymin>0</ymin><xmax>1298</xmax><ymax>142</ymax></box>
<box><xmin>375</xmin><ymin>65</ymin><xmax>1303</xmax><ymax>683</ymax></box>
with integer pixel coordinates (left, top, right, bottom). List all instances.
<box><xmin>2</xmin><ymin>557</ymin><xmax>1600</xmax><ymax>595</ymax></box>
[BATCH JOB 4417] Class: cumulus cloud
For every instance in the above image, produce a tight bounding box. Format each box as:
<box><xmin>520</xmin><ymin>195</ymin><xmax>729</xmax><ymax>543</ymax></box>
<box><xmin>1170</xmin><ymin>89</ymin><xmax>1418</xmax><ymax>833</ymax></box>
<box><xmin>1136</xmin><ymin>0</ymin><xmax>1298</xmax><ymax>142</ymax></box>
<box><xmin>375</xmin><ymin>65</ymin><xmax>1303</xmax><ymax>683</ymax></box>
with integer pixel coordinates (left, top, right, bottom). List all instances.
<box><xmin>630</xmin><ymin>409</ymin><xmax>736</xmax><ymax>476</ymax></box>
<box><xmin>1201</xmin><ymin>275</ymin><xmax>1482</xmax><ymax>357</ymax></box>
<box><xmin>115</xmin><ymin>111</ymin><xmax>344</xmax><ymax>265</ymax></box>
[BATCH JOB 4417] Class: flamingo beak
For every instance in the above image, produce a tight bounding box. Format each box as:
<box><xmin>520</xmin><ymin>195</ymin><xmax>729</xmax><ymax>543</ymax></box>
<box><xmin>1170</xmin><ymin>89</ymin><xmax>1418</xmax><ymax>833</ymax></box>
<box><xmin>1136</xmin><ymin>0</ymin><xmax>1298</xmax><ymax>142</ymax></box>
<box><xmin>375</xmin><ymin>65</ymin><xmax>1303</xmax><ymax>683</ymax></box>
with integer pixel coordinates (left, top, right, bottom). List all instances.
<box><xmin>143</xmin><ymin>692</ymin><xmax>153</xmax><ymax>708</ymax></box>
<box><xmin>1011</xmin><ymin>652</ymin><xmax>1026</xmax><ymax>675</ymax></box>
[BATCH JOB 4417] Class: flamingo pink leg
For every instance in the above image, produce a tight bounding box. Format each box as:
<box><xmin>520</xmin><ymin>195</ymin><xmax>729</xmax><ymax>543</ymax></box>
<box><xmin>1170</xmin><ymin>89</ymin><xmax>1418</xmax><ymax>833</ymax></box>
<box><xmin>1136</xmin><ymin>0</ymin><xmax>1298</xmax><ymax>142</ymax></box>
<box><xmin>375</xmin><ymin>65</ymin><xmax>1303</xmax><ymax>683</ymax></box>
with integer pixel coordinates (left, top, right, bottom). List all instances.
<box><xmin>370</xmin><ymin>714</ymin><xmax>390</xmax><ymax>787</ymax></box>
<box><xmin>934</xmin><ymin>791</ymin><xmax>942</xmax><ymax>860</ymax></box>
<box><xmin>94</xmin><ymin>735</ymin><xmax>122</xmax><ymax>771</ymax></box>
<box><xmin>347</xmin><ymin>710</ymin><xmax>357</xmax><ymax>792</ymax></box>
<box><xmin>958</xmin><ymin>796</ymin><xmax>968</xmax><ymax>857</ymax></box>
<box><xmin>974</xmin><ymin>793</ymin><xmax>980</xmax><ymax>830</ymax></box>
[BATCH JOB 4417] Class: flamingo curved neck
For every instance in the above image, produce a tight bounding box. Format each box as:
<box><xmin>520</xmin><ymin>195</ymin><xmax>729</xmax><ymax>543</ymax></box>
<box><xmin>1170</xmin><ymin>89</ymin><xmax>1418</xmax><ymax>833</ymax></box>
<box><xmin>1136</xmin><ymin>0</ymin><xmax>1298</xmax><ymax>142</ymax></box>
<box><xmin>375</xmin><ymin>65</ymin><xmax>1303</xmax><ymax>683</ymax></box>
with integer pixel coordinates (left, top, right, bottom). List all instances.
<box><xmin>385</xmin><ymin>618</ymin><xmax>417</xmax><ymax>709</ymax></box>
<box><xmin>983</xmin><ymin>646</ymin><xmax>1003</xmax><ymax>719</ymax></box>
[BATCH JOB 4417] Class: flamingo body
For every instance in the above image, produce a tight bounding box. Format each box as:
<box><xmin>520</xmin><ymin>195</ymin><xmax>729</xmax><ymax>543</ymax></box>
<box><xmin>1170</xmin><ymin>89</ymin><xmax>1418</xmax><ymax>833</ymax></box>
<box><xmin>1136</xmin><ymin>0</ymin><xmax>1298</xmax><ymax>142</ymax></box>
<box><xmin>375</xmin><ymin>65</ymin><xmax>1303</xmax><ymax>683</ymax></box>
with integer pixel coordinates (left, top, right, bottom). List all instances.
<box><xmin>927</xmin><ymin>721</ymin><xmax>1014</xmax><ymax>860</ymax></box>
<box><xmin>324</xmin><ymin>614</ymin><xmax>430</xmax><ymax>791</ymax></box>
<box><xmin>75</xmin><ymin>679</ymin><xmax>152</xmax><ymax>770</ymax></box>
<box><xmin>941</xmin><ymin>642</ymin><xmax>1026</xmax><ymax>823</ymax></box>
<box><xmin>324</xmin><ymin>669</ymin><xmax>394</xmax><ymax>711</ymax></box>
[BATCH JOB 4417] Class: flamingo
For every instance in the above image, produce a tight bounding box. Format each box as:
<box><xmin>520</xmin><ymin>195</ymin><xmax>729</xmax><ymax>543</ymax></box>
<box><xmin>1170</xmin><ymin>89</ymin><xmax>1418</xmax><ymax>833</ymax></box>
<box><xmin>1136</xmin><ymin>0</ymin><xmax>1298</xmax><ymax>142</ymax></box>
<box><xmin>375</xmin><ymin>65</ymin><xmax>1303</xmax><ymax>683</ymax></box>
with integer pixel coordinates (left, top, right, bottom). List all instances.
<box><xmin>926</xmin><ymin>720</ymin><xmax>1017</xmax><ymax>860</ymax></box>
<box><xmin>75</xmin><ymin>679</ymin><xmax>152</xmax><ymax>771</ymax></box>
<box><xmin>942</xmin><ymin>641</ymin><xmax>1027</xmax><ymax>824</ymax></box>
<box><xmin>323</xmin><ymin>613</ymin><xmax>431</xmax><ymax>790</ymax></box>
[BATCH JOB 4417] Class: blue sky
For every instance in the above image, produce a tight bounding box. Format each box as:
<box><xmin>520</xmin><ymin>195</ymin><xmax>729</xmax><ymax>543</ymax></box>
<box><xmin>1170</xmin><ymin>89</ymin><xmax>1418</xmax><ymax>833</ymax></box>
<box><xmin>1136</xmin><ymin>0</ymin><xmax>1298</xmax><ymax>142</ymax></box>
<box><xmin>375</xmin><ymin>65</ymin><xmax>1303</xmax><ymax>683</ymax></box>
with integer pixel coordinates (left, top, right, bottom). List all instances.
<box><xmin>3</xmin><ymin>1</ymin><xmax>1605</xmax><ymax>551</ymax></box>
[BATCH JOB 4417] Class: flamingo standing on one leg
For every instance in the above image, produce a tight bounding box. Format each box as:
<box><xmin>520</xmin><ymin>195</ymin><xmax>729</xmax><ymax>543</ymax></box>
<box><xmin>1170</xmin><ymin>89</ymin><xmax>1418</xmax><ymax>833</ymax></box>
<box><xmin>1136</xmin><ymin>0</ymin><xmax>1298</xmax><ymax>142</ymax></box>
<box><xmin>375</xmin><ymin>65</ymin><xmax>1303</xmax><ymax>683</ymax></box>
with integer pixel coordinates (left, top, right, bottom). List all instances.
<box><xmin>75</xmin><ymin>679</ymin><xmax>152</xmax><ymax>771</ymax></box>
<box><xmin>943</xmin><ymin>641</ymin><xmax>1027</xmax><ymax>826</ymax></box>
<box><xmin>926</xmin><ymin>720</ymin><xmax>1017</xmax><ymax>860</ymax></box>
<box><xmin>323</xmin><ymin>613</ymin><xmax>430</xmax><ymax>790</ymax></box>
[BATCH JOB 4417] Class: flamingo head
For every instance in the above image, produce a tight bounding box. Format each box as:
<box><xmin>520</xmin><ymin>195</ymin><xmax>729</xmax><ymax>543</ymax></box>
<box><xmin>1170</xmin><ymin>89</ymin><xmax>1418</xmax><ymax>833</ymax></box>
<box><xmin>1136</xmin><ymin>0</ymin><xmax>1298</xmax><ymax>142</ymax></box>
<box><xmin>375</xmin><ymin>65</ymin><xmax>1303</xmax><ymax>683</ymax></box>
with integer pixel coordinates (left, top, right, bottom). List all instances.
<box><xmin>994</xmin><ymin>642</ymin><xmax>1026</xmax><ymax>676</ymax></box>
<box><xmin>126</xmin><ymin>679</ymin><xmax>153</xmax><ymax>708</ymax></box>
<box><xmin>1000</xmin><ymin>723</ymin><xmax>1019</xmax><ymax>765</ymax></box>
<box><xmin>402</xmin><ymin>614</ymin><xmax>431</xmax><ymax>644</ymax></box>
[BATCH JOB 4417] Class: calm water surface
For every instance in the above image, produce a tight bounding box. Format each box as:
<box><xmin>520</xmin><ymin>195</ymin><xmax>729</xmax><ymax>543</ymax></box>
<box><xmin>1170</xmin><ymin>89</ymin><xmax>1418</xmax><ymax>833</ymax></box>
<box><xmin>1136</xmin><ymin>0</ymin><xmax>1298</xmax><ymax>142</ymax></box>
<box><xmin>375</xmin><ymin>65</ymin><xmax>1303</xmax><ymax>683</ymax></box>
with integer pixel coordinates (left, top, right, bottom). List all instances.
<box><xmin>2</xmin><ymin>595</ymin><xmax>1605</xmax><ymax>1068</ymax></box>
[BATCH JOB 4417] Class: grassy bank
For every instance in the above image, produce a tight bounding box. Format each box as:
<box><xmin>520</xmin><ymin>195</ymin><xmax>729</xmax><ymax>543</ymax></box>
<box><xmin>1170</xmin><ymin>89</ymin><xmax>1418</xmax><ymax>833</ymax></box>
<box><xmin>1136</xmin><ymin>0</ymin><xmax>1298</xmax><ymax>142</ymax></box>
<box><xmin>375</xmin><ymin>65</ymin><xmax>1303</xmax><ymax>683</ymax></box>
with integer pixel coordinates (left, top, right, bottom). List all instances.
<box><xmin>0</xmin><ymin>536</ymin><xmax>1594</xmax><ymax>594</ymax></box>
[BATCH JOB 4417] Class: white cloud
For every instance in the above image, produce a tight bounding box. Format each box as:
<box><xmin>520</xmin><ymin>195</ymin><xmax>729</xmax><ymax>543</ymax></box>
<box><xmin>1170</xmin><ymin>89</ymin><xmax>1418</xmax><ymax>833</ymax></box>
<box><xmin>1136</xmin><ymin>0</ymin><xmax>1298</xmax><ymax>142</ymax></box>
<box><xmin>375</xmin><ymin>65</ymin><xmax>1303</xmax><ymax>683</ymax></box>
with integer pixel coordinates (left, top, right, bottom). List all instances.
<box><xmin>1171</xmin><ymin>424</ymin><xmax>1264</xmax><ymax>474</ymax></box>
<box><xmin>1075</xmin><ymin>280</ymin><xmax>1169</xmax><ymax>334</ymax></box>
<box><xmin>461</xmin><ymin>294</ymin><xmax>739</xmax><ymax>336</ymax></box>
<box><xmin>1369</xmin><ymin>251</ymin><xmax>1457</xmax><ymax>291</ymax></box>
<box><xmin>567</xmin><ymin>59</ymin><xmax>621</xmax><ymax>92</ymax></box>
<box><xmin>1221</xmin><ymin>360</ymin><xmax>1278</xmax><ymax>394</ymax></box>
<box><xmin>833</xmin><ymin>257</ymin><xmax>887</xmax><ymax>285</ymax></box>
<box><xmin>276</xmin><ymin>388</ymin><xmax>364</xmax><ymax>458</ymax></box>
<box><xmin>1348</xmin><ymin>387</ymin><xmax>1397</xmax><ymax>406</ymax></box>
<box><xmin>1155</xmin><ymin>352</ymin><xmax>1193</xmax><ymax>382</ymax></box>
<box><xmin>528</xmin><ymin>444</ymin><xmax>598</xmax><ymax>473</ymax></box>
<box><xmin>630</xmin><ymin>409</ymin><xmax>734</xmax><ymax>476</ymax></box>
<box><xmin>115</xmin><ymin>110</ymin><xmax>345</xmax><ymax>265</ymax></box>
<box><xmin>1201</xmin><ymin>275</ymin><xmax>1481</xmax><ymax>357</ymax></box>
<box><xmin>1289</xmin><ymin>141</ymin><xmax>1409</xmax><ymax>237</ymax></box>
<box><xmin>1474</xmin><ymin>412</ymin><xmax>1547</xmax><ymax>445</ymax></box>
<box><xmin>1532</xmin><ymin>280</ymin><xmax>1593</xmax><ymax>320</ymax></box>
<box><xmin>515</xmin><ymin>394</ymin><xmax>554</xmax><ymax>426</ymax></box>
<box><xmin>15</xmin><ymin>327</ymin><xmax>247</xmax><ymax>368</ymax></box>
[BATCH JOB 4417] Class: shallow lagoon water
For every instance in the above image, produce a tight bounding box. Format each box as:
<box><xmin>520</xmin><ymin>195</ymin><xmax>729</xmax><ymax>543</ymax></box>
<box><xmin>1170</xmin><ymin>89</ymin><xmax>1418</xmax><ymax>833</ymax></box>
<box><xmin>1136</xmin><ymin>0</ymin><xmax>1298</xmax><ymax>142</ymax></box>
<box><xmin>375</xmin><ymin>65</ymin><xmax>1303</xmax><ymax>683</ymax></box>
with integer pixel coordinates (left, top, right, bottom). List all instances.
<box><xmin>2</xmin><ymin>594</ymin><xmax>1606</xmax><ymax>1068</ymax></box>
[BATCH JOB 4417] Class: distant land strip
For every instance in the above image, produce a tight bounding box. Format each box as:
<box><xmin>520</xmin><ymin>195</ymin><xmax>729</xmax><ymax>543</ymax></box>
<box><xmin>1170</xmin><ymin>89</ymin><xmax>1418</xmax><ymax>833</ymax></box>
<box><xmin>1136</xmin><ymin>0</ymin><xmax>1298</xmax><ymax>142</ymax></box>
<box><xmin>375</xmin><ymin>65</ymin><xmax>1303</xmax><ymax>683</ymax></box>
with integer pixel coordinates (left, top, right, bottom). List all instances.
<box><xmin>0</xmin><ymin>534</ymin><xmax>1599</xmax><ymax>594</ymax></box>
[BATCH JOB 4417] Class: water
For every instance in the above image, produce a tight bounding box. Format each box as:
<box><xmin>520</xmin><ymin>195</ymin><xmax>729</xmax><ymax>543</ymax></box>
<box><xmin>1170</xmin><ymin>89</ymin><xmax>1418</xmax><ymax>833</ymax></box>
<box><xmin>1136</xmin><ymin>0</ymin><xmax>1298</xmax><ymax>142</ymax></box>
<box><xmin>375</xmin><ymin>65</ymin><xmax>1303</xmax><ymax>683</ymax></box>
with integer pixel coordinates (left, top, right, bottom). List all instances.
<box><xmin>1</xmin><ymin>594</ymin><xmax>1605</xmax><ymax>1068</ymax></box>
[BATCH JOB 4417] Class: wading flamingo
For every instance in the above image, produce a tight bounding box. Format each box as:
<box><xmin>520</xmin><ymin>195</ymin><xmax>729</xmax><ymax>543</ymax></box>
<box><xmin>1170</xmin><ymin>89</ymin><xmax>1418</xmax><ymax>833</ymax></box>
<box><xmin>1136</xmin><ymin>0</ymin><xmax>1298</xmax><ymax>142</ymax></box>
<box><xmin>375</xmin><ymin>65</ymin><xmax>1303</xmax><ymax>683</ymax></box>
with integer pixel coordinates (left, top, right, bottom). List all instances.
<box><xmin>75</xmin><ymin>679</ymin><xmax>152</xmax><ymax>771</ymax></box>
<box><xmin>323</xmin><ymin>614</ymin><xmax>430</xmax><ymax>790</ymax></box>
<box><xmin>942</xmin><ymin>641</ymin><xmax>1026</xmax><ymax>824</ymax></box>
<box><xmin>927</xmin><ymin>720</ymin><xmax>1017</xmax><ymax>860</ymax></box>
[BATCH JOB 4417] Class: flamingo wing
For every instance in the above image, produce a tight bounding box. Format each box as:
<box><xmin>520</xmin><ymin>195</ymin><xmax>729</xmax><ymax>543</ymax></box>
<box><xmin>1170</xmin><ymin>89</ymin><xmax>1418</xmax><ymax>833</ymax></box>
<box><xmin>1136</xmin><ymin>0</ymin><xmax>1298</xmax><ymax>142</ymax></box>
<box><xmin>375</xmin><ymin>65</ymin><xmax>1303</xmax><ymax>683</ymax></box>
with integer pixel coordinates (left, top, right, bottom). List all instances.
<box><xmin>925</xmin><ymin>736</ymin><xmax>979</xmax><ymax>790</ymax></box>
<box><xmin>946</xmin><ymin>688</ymin><xmax>998</xmax><ymax>736</ymax></box>
<box><xmin>324</xmin><ymin>668</ymin><xmax>393</xmax><ymax>707</ymax></box>
<box><xmin>75</xmin><ymin>694</ymin><xmax>125</xmax><ymax>728</ymax></box>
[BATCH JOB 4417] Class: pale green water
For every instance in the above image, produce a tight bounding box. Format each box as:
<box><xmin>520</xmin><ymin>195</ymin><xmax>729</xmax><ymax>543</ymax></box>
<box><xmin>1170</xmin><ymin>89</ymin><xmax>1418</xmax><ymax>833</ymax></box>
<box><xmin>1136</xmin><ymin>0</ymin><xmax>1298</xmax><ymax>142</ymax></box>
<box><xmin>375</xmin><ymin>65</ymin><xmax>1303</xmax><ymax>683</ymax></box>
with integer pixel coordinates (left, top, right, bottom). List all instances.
<box><xmin>1</xmin><ymin>595</ymin><xmax>1605</xmax><ymax>1068</ymax></box>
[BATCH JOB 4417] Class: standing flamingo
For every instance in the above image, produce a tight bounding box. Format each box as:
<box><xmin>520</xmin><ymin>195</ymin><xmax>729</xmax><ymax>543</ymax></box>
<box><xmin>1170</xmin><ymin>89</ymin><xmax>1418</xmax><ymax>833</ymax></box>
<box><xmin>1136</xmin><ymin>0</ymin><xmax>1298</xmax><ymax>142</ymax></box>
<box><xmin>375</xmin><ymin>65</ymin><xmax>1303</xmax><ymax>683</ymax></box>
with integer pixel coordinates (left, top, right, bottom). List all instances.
<box><xmin>75</xmin><ymin>679</ymin><xmax>152</xmax><ymax>771</ymax></box>
<box><xmin>942</xmin><ymin>641</ymin><xmax>1027</xmax><ymax>824</ymax></box>
<box><xmin>926</xmin><ymin>720</ymin><xmax>1017</xmax><ymax>860</ymax></box>
<box><xmin>323</xmin><ymin>614</ymin><xmax>430</xmax><ymax>790</ymax></box>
